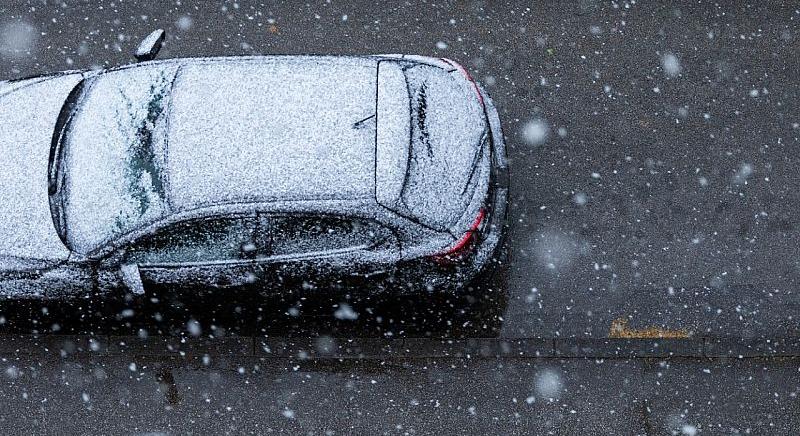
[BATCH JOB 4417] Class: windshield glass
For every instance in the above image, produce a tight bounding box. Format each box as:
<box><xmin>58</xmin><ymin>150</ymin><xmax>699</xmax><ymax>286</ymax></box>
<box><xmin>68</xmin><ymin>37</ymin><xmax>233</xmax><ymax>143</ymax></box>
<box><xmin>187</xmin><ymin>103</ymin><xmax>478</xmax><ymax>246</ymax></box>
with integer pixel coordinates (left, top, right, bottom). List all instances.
<box><xmin>58</xmin><ymin>64</ymin><xmax>179</xmax><ymax>254</ymax></box>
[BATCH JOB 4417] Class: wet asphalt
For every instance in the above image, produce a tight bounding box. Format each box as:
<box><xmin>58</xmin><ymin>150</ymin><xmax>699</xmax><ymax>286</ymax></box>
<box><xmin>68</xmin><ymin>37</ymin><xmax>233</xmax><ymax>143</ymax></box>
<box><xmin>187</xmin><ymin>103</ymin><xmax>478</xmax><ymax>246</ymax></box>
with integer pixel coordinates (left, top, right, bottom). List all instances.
<box><xmin>1</xmin><ymin>0</ymin><xmax>798</xmax><ymax>340</ymax></box>
<box><xmin>1</xmin><ymin>1</ymin><xmax>799</xmax><ymax>434</ymax></box>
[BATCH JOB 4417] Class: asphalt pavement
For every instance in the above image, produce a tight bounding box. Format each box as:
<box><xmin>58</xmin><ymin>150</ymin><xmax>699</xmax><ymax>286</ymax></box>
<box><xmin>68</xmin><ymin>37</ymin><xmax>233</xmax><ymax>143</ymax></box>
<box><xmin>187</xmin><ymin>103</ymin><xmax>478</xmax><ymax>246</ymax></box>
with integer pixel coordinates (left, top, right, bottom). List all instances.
<box><xmin>0</xmin><ymin>335</ymin><xmax>798</xmax><ymax>435</ymax></box>
<box><xmin>1</xmin><ymin>0</ymin><xmax>799</xmax><ymax>434</ymax></box>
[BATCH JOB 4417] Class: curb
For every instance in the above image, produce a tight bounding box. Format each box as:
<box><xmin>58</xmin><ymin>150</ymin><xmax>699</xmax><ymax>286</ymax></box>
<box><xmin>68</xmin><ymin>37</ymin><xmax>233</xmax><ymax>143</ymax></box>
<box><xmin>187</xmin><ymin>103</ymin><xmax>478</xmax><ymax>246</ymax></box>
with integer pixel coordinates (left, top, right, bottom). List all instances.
<box><xmin>0</xmin><ymin>335</ymin><xmax>799</xmax><ymax>359</ymax></box>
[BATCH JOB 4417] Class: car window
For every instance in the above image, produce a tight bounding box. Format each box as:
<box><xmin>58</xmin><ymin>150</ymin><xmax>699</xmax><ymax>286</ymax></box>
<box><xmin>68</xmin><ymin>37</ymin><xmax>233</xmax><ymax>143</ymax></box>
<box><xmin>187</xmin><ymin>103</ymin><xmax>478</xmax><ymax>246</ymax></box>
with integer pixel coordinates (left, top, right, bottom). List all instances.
<box><xmin>261</xmin><ymin>215</ymin><xmax>391</xmax><ymax>257</ymax></box>
<box><xmin>123</xmin><ymin>216</ymin><xmax>256</xmax><ymax>265</ymax></box>
<box><xmin>59</xmin><ymin>63</ymin><xmax>181</xmax><ymax>254</ymax></box>
<box><xmin>399</xmin><ymin>64</ymin><xmax>487</xmax><ymax>231</ymax></box>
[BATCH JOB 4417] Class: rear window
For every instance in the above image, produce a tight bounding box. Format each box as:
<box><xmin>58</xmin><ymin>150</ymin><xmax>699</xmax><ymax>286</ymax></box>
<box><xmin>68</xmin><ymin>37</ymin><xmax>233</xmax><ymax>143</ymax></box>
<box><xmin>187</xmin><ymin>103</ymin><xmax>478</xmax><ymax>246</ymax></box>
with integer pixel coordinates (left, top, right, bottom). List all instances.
<box><xmin>401</xmin><ymin>65</ymin><xmax>487</xmax><ymax>230</ymax></box>
<box><xmin>263</xmin><ymin>215</ymin><xmax>392</xmax><ymax>257</ymax></box>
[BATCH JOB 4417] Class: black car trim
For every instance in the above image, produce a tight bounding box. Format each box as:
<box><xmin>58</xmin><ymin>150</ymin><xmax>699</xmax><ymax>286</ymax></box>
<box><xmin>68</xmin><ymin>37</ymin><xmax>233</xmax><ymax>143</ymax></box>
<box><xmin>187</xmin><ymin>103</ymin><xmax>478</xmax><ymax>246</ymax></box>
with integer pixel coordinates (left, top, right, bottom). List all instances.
<box><xmin>141</xmin><ymin>258</ymin><xmax>257</xmax><ymax>269</ymax></box>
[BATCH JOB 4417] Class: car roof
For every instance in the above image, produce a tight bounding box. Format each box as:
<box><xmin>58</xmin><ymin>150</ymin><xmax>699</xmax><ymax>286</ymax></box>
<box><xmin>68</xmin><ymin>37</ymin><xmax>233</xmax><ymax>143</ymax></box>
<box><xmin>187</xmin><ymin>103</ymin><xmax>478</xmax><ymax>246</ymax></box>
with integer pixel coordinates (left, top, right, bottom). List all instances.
<box><xmin>164</xmin><ymin>56</ymin><xmax>380</xmax><ymax>210</ymax></box>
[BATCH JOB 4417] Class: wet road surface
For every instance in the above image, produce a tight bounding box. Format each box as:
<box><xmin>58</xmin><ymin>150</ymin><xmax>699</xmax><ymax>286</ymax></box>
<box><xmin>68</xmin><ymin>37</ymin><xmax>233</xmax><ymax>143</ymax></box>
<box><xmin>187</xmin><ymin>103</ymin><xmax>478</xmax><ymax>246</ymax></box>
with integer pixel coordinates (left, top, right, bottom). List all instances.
<box><xmin>1</xmin><ymin>1</ymin><xmax>799</xmax><ymax>434</ymax></box>
<box><xmin>2</xmin><ymin>1</ymin><xmax>799</xmax><ymax>340</ymax></box>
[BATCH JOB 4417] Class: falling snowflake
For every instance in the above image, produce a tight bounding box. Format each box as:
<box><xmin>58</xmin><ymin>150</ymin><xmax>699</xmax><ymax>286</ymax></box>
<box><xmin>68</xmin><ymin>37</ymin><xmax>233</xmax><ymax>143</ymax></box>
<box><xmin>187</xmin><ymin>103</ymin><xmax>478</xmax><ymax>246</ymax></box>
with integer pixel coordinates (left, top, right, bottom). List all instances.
<box><xmin>176</xmin><ymin>15</ymin><xmax>193</xmax><ymax>31</ymax></box>
<box><xmin>186</xmin><ymin>319</ymin><xmax>202</xmax><ymax>337</ymax></box>
<box><xmin>334</xmin><ymin>303</ymin><xmax>359</xmax><ymax>320</ymax></box>
<box><xmin>661</xmin><ymin>52</ymin><xmax>681</xmax><ymax>77</ymax></box>
<box><xmin>534</xmin><ymin>368</ymin><xmax>564</xmax><ymax>400</ymax></box>
<box><xmin>0</xmin><ymin>21</ymin><xmax>37</xmax><ymax>59</ymax></box>
<box><xmin>521</xmin><ymin>119</ymin><xmax>550</xmax><ymax>147</ymax></box>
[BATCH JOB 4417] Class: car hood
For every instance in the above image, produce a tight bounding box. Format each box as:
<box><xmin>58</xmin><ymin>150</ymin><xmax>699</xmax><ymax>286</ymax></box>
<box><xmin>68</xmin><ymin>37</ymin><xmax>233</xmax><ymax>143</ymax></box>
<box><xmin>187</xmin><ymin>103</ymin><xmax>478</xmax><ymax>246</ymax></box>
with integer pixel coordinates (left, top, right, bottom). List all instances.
<box><xmin>0</xmin><ymin>73</ymin><xmax>82</xmax><ymax>261</ymax></box>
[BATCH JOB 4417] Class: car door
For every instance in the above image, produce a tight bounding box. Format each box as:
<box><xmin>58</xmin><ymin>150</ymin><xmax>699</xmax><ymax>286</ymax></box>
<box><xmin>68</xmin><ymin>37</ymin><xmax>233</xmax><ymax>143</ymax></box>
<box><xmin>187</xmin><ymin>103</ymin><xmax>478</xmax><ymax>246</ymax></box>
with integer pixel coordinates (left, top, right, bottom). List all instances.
<box><xmin>98</xmin><ymin>214</ymin><xmax>259</xmax><ymax>295</ymax></box>
<box><xmin>251</xmin><ymin>213</ymin><xmax>400</xmax><ymax>293</ymax></box>
<box><xmin>0</xmin><ymin>256</ymin><xmax>93</xmax><ymax>299</ymax></box>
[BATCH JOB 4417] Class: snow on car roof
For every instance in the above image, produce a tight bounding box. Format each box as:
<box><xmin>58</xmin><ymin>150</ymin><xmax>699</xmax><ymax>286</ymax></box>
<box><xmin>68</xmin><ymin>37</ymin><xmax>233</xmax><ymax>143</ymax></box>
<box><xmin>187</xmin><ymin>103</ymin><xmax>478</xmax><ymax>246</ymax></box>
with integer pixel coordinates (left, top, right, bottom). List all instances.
<box><xmin>61</xmin><ymin>56</ymin><xmax>383</xmax><ymax>253</ymax></box>
<box><xmin>0</xmin><ymin>73</ymin><xmax>82</xmax><ymax>260</ymax></box>
<box><xmin>166</xmin><ymin>57</ymin><xmax>378</xmax><ymax>211</ymax></box>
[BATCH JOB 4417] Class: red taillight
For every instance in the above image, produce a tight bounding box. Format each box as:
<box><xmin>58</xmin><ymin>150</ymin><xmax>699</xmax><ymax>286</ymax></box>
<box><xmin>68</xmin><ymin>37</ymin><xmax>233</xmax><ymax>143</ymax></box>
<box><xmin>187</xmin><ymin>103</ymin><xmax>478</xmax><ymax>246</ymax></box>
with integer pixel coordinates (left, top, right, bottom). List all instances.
<box><xmin>440</xmin><ymin>58</ymin><xmax>485</xmax><ymax>108</ymax></box>
<box><xmin>431</xmin><ymin>208</ymin><xmax>486</xmax><ymax>263</ymax></box>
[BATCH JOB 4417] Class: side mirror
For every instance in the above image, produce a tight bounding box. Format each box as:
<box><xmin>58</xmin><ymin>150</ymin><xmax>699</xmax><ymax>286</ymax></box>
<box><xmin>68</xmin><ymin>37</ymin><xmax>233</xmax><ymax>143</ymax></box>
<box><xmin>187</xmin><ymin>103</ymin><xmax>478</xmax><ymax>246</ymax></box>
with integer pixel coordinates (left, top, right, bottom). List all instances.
<box><xmin>134</xmin><ymin>29</ymin><xmax>166</xmax><ymax>62</ymax></box>
<box><xmin>120</xmin><ymin>264</ymin><xmax>145</xmax><ymax>295</ymax></box>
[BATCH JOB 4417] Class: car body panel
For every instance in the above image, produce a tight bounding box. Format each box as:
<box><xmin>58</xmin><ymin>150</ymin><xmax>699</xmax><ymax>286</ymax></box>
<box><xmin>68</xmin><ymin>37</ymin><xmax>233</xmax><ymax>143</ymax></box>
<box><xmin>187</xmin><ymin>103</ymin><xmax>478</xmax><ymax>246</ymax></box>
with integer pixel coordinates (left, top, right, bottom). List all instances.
<box><xmin>0</xmin><ymin>54</ymin><xmax>508</xmax><ymax>299</ymax></box>
<box><xmin>0</xmin><ymin>73</ymin><xmax>82</xmax><ymax>263</ymax></box>
<box><xmin>94</xmin><ymin>201</ymin><xmax>406</xmax><ymax>296</ymax></box>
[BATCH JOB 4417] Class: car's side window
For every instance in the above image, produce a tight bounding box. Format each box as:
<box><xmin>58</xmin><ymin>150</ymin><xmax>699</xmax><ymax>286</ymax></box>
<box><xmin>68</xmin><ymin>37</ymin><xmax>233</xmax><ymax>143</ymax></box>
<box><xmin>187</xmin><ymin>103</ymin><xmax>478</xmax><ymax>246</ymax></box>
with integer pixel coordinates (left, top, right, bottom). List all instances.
<box><xmin>123</xmin><ymin>216</ymin><xmax>256</xmax><ymax>265</ymax></box>
<box><xmin>258</xmin><ymin>215</ymin><xmax>391</xmax><ymax>258</ymax></box>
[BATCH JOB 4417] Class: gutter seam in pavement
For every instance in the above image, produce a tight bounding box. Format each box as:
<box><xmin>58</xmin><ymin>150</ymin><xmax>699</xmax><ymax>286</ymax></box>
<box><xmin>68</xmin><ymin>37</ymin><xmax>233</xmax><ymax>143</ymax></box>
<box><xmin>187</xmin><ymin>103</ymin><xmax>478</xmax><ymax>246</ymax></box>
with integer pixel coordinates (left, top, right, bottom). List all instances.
<box><xmin>1</xmin><ymin>335</ymin><xmax>800</xmax><ymax>359</ymax></box>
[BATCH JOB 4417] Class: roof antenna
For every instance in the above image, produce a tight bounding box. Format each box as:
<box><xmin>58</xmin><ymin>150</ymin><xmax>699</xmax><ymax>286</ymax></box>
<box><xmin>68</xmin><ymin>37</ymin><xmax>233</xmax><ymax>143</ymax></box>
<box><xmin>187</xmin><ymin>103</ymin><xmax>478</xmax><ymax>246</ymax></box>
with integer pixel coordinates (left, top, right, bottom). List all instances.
<box><xmin>135</xmin><ymin>29</ymin><xmax>166</xmax><ymax>62</ymax></box>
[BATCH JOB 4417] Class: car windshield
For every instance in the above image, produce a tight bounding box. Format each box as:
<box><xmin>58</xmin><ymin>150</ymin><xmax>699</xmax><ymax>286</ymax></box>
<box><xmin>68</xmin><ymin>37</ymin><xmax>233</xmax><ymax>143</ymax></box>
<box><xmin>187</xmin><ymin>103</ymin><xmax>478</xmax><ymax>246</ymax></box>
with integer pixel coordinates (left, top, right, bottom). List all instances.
<box><xmin>55</xmin><ymin>64</ymin><xmax>180</xmax><ymax>254</ymax></box>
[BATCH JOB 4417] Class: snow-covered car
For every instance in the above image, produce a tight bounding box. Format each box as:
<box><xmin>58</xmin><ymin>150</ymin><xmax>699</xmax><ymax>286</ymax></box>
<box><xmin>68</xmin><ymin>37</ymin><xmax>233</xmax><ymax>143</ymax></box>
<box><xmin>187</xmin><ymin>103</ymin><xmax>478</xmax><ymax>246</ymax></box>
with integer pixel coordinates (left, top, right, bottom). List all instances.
<box><xmin>0</xmin><ymin>53</ymin><xmax>508</xmax><ymax>299</ymax></box>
